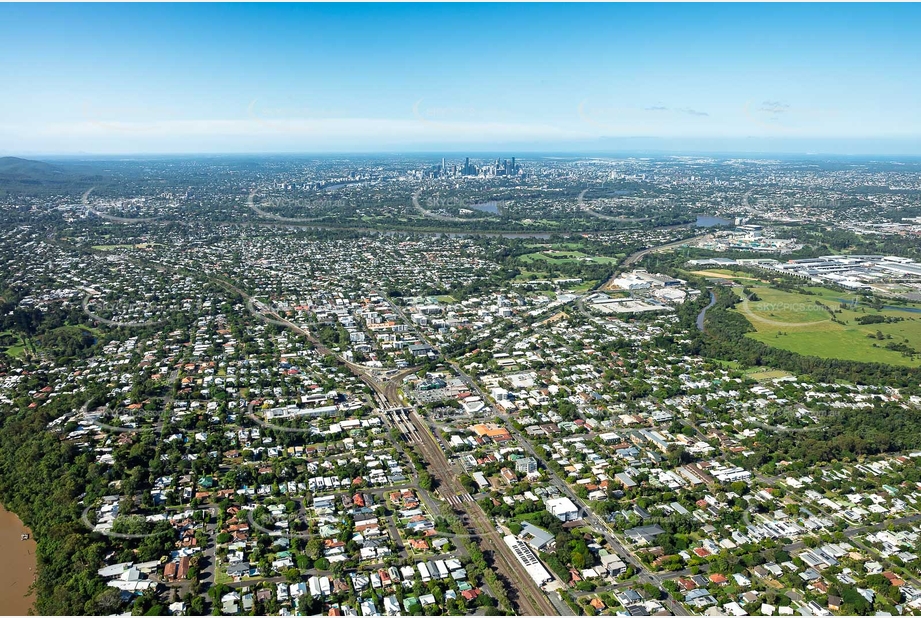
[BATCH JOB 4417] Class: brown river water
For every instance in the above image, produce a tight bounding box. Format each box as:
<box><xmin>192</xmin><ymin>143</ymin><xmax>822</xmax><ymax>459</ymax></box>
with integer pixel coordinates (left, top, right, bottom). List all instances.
<box><xmin>0</xmin><ymin>504</ymin><xmax>36</xmax><ymax>615</ymax></box>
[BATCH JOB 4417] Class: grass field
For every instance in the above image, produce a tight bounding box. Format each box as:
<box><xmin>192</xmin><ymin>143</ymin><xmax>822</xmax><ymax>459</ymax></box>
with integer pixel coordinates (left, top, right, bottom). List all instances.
<box><xmin>731</xmin><ymin>284</ymin><xmax>921</xmax><ymax>367</ymax></box>
<box><xmin>518</xmin><ymin>249</ymin><xmax>619</xmax><ymax>265</ymax></box>
<box><xmin>712</xmin><ymin>359</ymin><xmax>743</xmax><ymax>370</ymax></box>
<box><xmin>513</xmin><ymin>268</ymin><xmax>552</xmax><ymax>282</ymax></box>
<box><xmin>92</xmin><ymin>244</ymin><xmax>133</xmax><ymax>251</ymax></box>
<box><xmin>0</xmin><ymin>330</ymin><xmax>26</xmax><ymax>358</ymax></box>
<box><xmin>5</xmin><ymin>343</ymin><xmax>25</xmax><ymax>358</ymax></box>
<box><xmin>567</xmin><ymin>279</ymin><xmax>599</xmax><ymax>292</ymax></box>
<box><xmin>91</xmin><ymin>243</ymin><xmax>150</xmax><ymax>251</ymax></box>
<box><xmin>524</xmin><ymin>241</ymin><xmax>587</xmax><ymax>251</ymax></box>
<box><xmin>746</xmin><ymin>368</ymin><xmax>793</xmax><ymax>380</ymax></box>
<box><xmin>688</xmin><ymin>268</ymin><xmax>761</xmax><ymax>281</ymax></box>
<box><xmin>434</xmin><ymin>295</ymin><xmax>457</xmax><ymax>303</ymax></box>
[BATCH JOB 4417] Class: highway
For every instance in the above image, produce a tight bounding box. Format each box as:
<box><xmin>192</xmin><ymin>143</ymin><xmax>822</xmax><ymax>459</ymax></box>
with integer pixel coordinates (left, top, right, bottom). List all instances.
<box><xmin>601</xmin><ymin>232</ymin><xmax>712</xmax><ymax>289</ymax></box>
<box><xmin>81</xmin><ymin>187</ymin><xmax>160</xmax><ymax>224</ymax></box>
<box><xmin>576</xmin><ymin>188</ymin><xmax>651</xmax><ymax>223</ymax></box>
<box><xmin>246</xmin><ymin>189</ymin><xmax>325</xmax><ymax>223</ymax></box>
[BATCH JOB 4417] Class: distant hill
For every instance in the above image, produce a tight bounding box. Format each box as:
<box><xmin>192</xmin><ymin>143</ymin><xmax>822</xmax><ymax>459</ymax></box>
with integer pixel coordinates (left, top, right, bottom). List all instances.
<box><xmin>0</xmin><ymin>157</ymin><xmax>104</xmax><ymax>197</ymax></box>
<box><xmin>0</xmin><ymin>157</ymin><xmax>67</xmax><ymax>179</ymax></box>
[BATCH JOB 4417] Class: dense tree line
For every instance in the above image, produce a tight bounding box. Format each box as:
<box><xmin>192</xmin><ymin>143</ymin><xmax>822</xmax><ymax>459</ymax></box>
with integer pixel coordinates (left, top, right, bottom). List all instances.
<box><xmin>737</xmin><ymin>400</ymin><xmax>921</xmax><ymax>471</ymax></box>
<box><xmin>0</xmin><ymin>392</ymin><xmax>114</xmax><ymax>615</ymax></box>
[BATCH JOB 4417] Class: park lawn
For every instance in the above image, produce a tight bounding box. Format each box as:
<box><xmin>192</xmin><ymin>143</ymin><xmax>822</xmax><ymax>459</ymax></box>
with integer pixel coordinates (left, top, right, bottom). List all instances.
<box><xmin>524</xmin><ymin>241</ymin><xmax>587</xmax><ymax>251</ymax></box>
<box><xmin>513</xmin><ymin>269</ymin><xmax>552</xmax><ymax>282</ymax></box>
<box><xmin>746</xmin><ymin>369</ymin><xmax>793</xmax><ymax>381</ymax></box>
<box><xmin>91</xmin><ymin>243</ymin><xmax>150</xmax><ymax>251</ymax></box>
<box><xmin>518</xmin><ymin>250</ymin><xmax>580</xmax><ymax>263</ymax></box>
<box><xmin>434</xmin><ymin>295</ymin><xmax>457</xmax><ymax>303</ymax></box>
<box><xmin>799</xmin><ymin>286</ymin><xmax>867</xmax><ymax>304</ymax></box>
<box><xmin>512</xmin><ymin>269</ymin><xmax>597</xmax><ymax>290</ymax></box>
<box><xmin>747</xmin><ymin>328</ymin><xmax>921</xmax><ymax>367</ymax></box>
<box><xmin>734</xmin><ymin>286</ymin><xmax>834</xmax><ymax>327</ymax></box>
<box><xmin>733</xmin><ymin>284</ymin><xmax>921</xmax><ymax>367</ymax></box>
<box><xmin>5</xmin><ymin>343</ymin><xmax>25</xmax><ymax>358</ymax></box>
<box><xmin>566</xmin><ymin>279</ymin><xmax>599</xmax><ymax>292</ymax></box>
<box><xmin>518</xmin><ymin>250</ymin><xmax>618</xmax><ymax>265</ymax></box>
<box><xmin>687</xmin><ymin>268</ymin><xmax>762</xmax><ymax>281</ymax></box>
<box><xmin>0</xmin><ymin>330</ymin><xmax>26</xmax><ymax>358</ymax></box>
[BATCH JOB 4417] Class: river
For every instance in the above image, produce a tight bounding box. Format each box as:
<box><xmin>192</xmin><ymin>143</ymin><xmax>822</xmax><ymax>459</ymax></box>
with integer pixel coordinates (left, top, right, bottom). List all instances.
<box><xmin>0</xmin><ymin>504</ymin><xmax>36</xmax><ymax>616</ymax></box>
<box><xmin>469</xmin><ymin>201</ymin><xmax>501</xmax><ymax>214</ymax></box>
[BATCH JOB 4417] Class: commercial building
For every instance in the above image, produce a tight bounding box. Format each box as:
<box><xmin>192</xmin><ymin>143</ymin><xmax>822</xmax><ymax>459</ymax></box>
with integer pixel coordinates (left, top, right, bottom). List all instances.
<box><xmin>546</xmin><ymin>496</ymin><xmax>580</xmax><ymax>522</ymax></box>
<box><xmin>503</xmin><ymin>535</ymin><xmax>554</xmax><ymax>586</ymax></box>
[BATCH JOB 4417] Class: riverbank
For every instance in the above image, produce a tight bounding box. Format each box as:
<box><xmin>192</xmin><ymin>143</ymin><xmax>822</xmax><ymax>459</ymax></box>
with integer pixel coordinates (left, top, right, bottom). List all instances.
<box><xmin>0</xmin><ymin>504</ymin><xmax>36</xmax><ymax>616</ymax></box>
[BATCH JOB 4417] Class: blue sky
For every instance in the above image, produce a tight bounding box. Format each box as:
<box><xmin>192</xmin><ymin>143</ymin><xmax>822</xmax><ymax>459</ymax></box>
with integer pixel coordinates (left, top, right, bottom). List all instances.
<box><xmin>2</xmin><ymin>3</ymin><xmax>921</xmax><ymax>155</ymax></box>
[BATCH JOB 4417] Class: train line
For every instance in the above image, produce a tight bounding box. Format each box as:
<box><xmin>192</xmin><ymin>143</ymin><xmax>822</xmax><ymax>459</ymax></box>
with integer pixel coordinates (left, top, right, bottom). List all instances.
<box><xmin>216</xmin><ymin>278</ymin><xmax>557</xmax><ymax>615</ymax></box>
<box><xmin>382</xmin><ymin>407</ymin><xmax>421</xmax><ymax>444</ymax></box>
<box><xmin>406</xmin><ymin>409</ymin><xmax>559</xmax><ymax>616</ymax></box>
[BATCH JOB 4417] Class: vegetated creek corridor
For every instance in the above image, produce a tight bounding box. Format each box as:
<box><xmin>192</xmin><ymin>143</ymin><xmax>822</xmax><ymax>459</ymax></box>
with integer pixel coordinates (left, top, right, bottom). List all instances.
<box><xmin>697</xmin><ymin>290</ymin><xmax>717</xmax><ymax>332</ymax></box>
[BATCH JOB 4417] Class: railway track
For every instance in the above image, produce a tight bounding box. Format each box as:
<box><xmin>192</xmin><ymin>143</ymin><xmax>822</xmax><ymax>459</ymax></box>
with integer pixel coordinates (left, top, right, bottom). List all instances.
<box><xmin>216</xmin><ymin>278</ymin><xmax>557</xmax><ymax>615</ymax></box>
<box><xmin>407</xmin><ymin>410</ymin><xmax>559</xmax><ymax>616</ymax></box>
